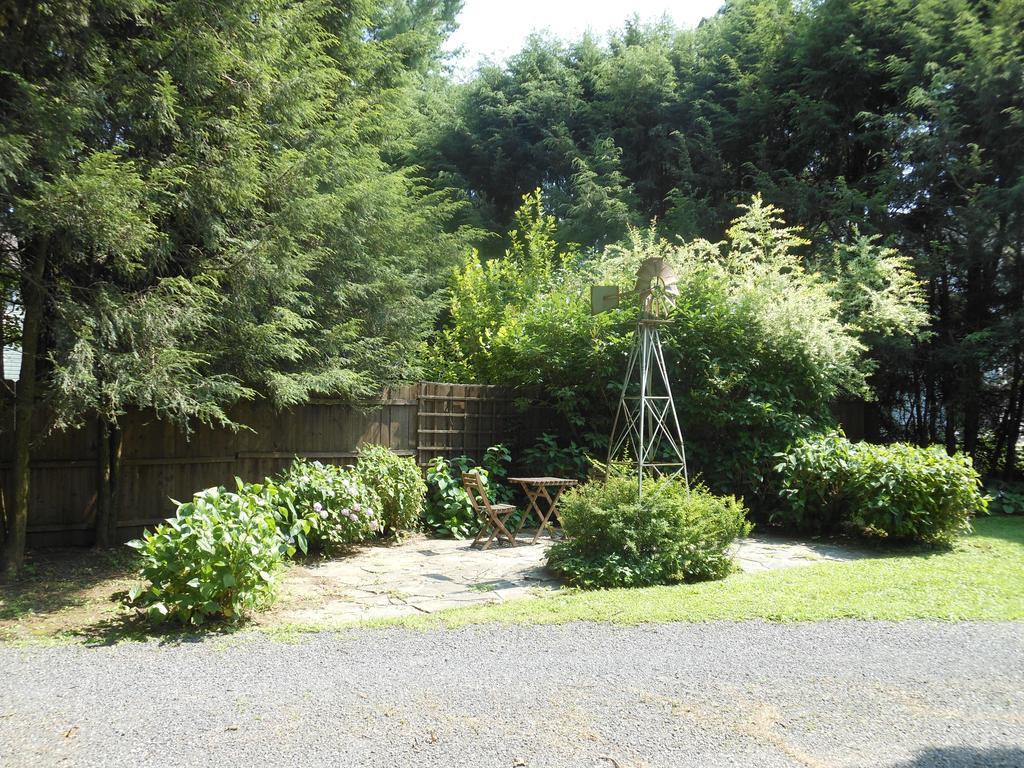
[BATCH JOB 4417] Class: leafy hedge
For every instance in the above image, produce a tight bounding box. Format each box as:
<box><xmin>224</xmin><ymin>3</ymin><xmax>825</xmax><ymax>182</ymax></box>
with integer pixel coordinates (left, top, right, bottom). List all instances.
<box><xmin>775</xmin><ymin>431</ymin><xmax>987</xmax><ymax>544</ymax></box>
<box><xmin>427</xmin><ymin>197</ymin><xmax>929</xmax><ymax>510</ymax></box>
<box><xmin>547</xmin><ymin>476</ymin><xmax>751</xmax><ymax>589</ymax></box>
<box><xmin>522</xmin><ymin>433</ymin><xmax>591</xmax><ymax>481</ymax></box>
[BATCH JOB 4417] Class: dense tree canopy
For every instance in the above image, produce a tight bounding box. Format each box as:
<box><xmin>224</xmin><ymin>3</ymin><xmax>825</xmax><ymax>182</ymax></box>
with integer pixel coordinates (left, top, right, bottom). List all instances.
<box><xmin>2</xmin><ymin>0</ymin><xmax>471</xmax><ymax>413</ymax></box>
<box><xmin>413</xmin><ymin>0</ymin><xmax>1024</xmax><ymax>478</ymax></box>
<box><xmin>0</xmin><ymin>0</ymin><xmax>471</xmax><ymax>573</ymax></box>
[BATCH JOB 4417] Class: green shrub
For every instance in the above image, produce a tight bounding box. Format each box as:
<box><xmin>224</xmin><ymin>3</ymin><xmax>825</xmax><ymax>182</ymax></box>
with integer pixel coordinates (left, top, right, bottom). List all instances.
<box><xmin>355</xmin><ymin>444</ymin><xmax>427</xmax><ymax>536</ymax></box>
<box><xmin>276</xmin><ymin>458</ymin><xmax>381</xmax><ymax>551</ymax></box>
<box><xmin>773</xmin><ymin>430</ymin><xmax>854</xmax><ymax>535</ymax></box>
<box><xmin>846</xmin><ymin>443</ymin><xmax>985</xmax><ymax>544</ymax></box>
<box><xmin>127</xmin><ymin>486</ymin><xmax>289</xmax><ymax>625</ymax></box>
<box><xmin>987</xmin><ymin>481</ymin><xmax>1024</xmax><ymax>516</ymax></box>
<box><xmin>547</xmin><ymin>476</ymin><xmax>751</xmax><ymax>589</ymax></box>
<box><xmin>775</xmin><ymin>432</ymin><xmax>987</xmax><ymax>544</ymax></box>
<box><xmin>523</xmin><ymin>433</ymin><xmax>591</xmax><ymax>480</ymax></box>
<box><xmin>422</xmin><ymin>445</ymin><xmax>513</xmax><ymax>537</ymax></box>
<box><xmin>237</xmin><ymin>477</ymin><xmax>311</xmax><ymax>556</ymax></box>
<box><xmin>423</xmin><ymin>455</ymin><xmax>480</xmax><ymax>538</ymax></box>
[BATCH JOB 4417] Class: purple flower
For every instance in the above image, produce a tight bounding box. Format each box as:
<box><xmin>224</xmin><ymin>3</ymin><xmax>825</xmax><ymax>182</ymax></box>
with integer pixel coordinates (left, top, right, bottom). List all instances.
<box><xmin>313</xmin><ymin>502</ymin><xmax>323</xmax><ymax>513</ymax></box>
<box><xmin>352</xmin><ymin>503</ymin><xmax>362</xmax><ymax>513</ymax></box>
<box><xmin>319</xmin><ymin>510</ymin><xmax>329</xmax><ymax>520</ymax></box>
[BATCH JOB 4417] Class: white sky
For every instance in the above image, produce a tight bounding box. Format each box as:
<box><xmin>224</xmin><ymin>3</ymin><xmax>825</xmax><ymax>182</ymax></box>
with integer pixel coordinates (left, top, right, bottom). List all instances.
<box><xmin>445</xmin><ymin>0</ymin><xmax>725</xmax><ymax>74</ymax></box>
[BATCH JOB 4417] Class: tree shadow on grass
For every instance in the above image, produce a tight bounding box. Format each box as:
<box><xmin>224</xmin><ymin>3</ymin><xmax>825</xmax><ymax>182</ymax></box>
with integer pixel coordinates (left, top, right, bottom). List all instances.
<box><xmin>65</xmin><ymin>597</ymin><xmax>251</xmax><ymax>647</ymax></box>
<box><xmin>749</xmin><ymin>513</ymin><xmax>1024</xmax><ymax>562</ymax></box>
<box><xmin>970</xmin><ymin>514</ymin><xmax>1024</xmax><ymax>546</ymax></box>
<box><xmin>0</xmin><ymin>547</ymin><xmax>259</xmax><ymax>647</ymax></box>
<box><xmin>890</xmin><ymin>746</ymin><xmax>1024</xmax><ymax>767</ymax></box>
<box><xmin>0</xmin><ymin>546</ymin><xmax>139</xmax><ymax>622</ymax></box>
<box><xmin>67</xmin><ymin>610</ymin><xmax>247</xmax><ymax>647</ymax></box>
<box><xmin>740</xmin><ymin>530</ymin><xmax>956</xmax><ymax>569</ymax></box>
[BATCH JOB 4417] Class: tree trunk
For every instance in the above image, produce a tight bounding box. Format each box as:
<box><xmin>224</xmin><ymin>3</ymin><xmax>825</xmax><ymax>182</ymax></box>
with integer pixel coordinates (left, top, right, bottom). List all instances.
<box><xmin>94</xmin><ymin>419</ymin><xmax>112</xmax><ymax>548</ymax></box>
<box><xmin>1003</xmin><ymin>376</ymin><xmax>1024</xmax><ymax>481</ymax></box>
<box><xmin>962</xmin><ymin>367</ymin><xmax>982</xmax><ymax>457</ymax></box>
<box><xmin>990</xmin><ymin>350</ymin><xmax>1021</xmax><ymax>474</ymax></box>
<box><xmin>0</xmin><ymin>307</ymin><xmax>9</xmax><ymax>397</ymax></box>
<box><xmin>944</xmin><ymin>394</ymin><xmax>957</xmax><ymax>456</ymax></box>
<box><xmin>925</xmin><ymin>365</ymin><xmax>938</xmax><ymax>445</ymax></box>
<box><xmin>912</xmin><ymin>370</ymin><xmax>925</xmax><ymax>445</ymax></box>
<box><xmin>93</xmin><ymin>420</ymin><xmax>124</xmax><ymax>547</ymax></box>
<box><xmin>1</xmin><ymin>240</ymin><xmax>46</xmax><ymax>581</ymax></box>
<box><xmin>109</xmin><ymin>424</ymin><xmax>122</xmax><ymax>544</ymax></box>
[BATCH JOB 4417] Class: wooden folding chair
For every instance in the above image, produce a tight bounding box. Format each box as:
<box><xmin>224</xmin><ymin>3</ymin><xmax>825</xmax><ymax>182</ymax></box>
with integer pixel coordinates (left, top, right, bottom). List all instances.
<box><xmin>462</xmin><ymin>471</ymin><xmax>517</xmax><ymax>549</ymax></box>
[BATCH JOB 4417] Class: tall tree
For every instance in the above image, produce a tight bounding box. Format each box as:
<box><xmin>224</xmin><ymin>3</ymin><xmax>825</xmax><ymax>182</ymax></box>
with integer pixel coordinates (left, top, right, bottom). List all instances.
<box><xmin>415</xmin><ymin>0</ymin><xmax>1024</xmax><ymax>476</ymax></box>
<box><xmin>0</xmin><ymin>0</ymin><xmax>470</xmax><ymax>575</ymax></box>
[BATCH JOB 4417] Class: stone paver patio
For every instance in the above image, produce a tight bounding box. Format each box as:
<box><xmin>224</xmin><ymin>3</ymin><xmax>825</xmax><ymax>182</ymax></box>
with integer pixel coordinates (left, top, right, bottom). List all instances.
<box><xmin>262</xmin><ymin>532</ymin><xmax>559</xmax><ymax>626</ymax></box>
<box><xmin>261</xmin><ymin>532</ymin><xmax>870</xmax><ymax>626</ymax></box>
<box><xmin>732</xmin><ymin>534</ymin><xmax>870</xmax><ymax>573</ymax></box>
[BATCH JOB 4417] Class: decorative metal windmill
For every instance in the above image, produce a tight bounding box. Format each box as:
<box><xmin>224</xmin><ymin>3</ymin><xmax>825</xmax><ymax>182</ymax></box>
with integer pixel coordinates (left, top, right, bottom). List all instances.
<box><xmin>601</xmin><ymin>258</ymin><xmax>689</xmax><ymax>496</ymax></box>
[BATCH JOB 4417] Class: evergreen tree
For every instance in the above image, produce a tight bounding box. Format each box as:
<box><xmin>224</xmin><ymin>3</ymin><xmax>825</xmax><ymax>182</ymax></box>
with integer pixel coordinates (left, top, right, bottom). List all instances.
<box><xmin>0</xmin><ymin>0</ymin><xmax>469</xmax><ymax>575</ymax></box>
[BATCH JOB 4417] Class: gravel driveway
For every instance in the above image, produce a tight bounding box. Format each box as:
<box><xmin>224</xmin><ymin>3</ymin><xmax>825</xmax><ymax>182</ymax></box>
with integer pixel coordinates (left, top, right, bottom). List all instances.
<box><xmin>1</xmin><ymin>621</ymin><xmax>1021</xmax><ymax>767</ymax></box>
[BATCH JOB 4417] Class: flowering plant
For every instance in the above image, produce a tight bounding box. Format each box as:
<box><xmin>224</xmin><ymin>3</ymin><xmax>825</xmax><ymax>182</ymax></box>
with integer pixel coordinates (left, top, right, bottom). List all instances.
<box><xmin>354</xmin><ymin>444</ymin><xmax>427</xmax><ymax>536</ymax></box>
<box><xmin>276</xmin><ymin>458</ymin><xmax>382</xmax><ymax>551</ymax></box>
<box><xmin>127</xmin><ymin>486</ymin><xmax>287</xmax><ymax>624</ymax></box>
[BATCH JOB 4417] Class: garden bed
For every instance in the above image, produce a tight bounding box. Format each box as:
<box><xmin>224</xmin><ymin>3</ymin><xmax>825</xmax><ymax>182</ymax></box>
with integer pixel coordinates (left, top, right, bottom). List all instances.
<box><xmin>1</xmin><ymin>517</ymin><xmax>1020</xmax><ymax>643</ymax></box>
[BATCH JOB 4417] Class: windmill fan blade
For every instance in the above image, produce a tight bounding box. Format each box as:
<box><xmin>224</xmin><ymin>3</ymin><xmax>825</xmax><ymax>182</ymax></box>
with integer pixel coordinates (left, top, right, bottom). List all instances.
<box><xmin>635</xmin><ymin>257</ymin><xmax>680</xmax><ymax>304</ymax></box>
<box><xmin>634</xmin><ymin>257</ymin><xmax>665</xmax><ymax>298</ymax></box>
<box><xmin>658</xmin><ymin>262</ymin><xmax>680</xmax><ymax>295</ymax></box>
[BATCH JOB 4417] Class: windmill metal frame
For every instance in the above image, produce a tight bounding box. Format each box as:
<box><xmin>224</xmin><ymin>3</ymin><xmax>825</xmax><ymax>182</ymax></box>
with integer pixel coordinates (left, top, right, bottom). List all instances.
<box><xmin>606</xmin><ymin>298</ymin><xmax>689</xmax><ymax>497</ymax></box>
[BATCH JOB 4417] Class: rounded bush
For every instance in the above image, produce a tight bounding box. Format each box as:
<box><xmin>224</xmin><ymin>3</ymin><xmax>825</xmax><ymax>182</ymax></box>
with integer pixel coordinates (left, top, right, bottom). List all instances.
<box><xmin>547</xmin><ymin>476</ymin><xmax>751</xmax><ymax>589</ymax></box>
<box><xmin>774</xmin><ymin>432</ymin><xmax>987</xmax><ymax>545</ymax></box>
<box><xmin>127</xmin><ymin>486</ymin><xmax>288</xmax><ymax>625</ymax></box>
<box><xmin>846</xmin><ymin>443</ymin><xmax>985</xmax><ymax>544</ymax></box>
<box><xmin>772</xmin><ymin>430</ymin><xmax>854</xmax><ymax>535</ymax></box>
<box><xmin>355</xmin><ymin>444</ymin><xmax>427</xmax><ymax>536</ymax></box>
<box><xmin>276</xmin><ymin>458</ymin><xmax>382</xmax><ymax>551</ymax></box>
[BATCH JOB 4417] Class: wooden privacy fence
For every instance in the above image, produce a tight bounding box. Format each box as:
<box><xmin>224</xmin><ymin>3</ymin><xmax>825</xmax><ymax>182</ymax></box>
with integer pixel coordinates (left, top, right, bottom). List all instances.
<box><xmin>0</xmin><ymin>383</ymin><xmax>546</xmax><ymax>548</ymax></box>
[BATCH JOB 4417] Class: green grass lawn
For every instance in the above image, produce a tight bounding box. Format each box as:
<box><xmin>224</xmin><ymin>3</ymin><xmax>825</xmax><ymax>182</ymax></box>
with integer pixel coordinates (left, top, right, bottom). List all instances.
<box><xmin>382</xmin><ymin>516</ymin><xmax>1024</xmax><ymax>629</ymax></box>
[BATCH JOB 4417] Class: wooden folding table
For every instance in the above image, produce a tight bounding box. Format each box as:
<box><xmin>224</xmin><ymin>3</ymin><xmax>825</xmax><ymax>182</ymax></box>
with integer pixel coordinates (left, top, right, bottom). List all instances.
<box><xmin>507</xmin><ymin>476</ymin><xmax>579</xmax><ymax>544</ymax></box>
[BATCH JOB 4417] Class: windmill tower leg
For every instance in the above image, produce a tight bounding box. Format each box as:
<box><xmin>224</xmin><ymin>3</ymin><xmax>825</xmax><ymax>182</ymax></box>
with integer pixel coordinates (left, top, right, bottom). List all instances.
<box><xmin>607</xmin><ymin>333</ymin><xmax>640</xmax><ymax>472</ymax></box>
<box><xmin>638</xmin><ymin>324</ymin><xmax>649</xmax><ymax>496</ymax></box>
<box><xmin>605</xmin><ymin>256</ymin><xmax>688</xmax><ymax>499</ymax></box>
<box><xmin>608</xmin><ymin>319</ymin><xmax>688</xmax><ymax>498</ymax></box>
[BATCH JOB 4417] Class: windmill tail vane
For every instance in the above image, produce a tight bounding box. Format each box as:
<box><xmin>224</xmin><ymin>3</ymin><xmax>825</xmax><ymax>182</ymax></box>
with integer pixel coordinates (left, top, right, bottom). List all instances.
<box><xmin>604</xmin><ymin>257</ymin><xmax>689</xmax><ymax>496</ymax></box>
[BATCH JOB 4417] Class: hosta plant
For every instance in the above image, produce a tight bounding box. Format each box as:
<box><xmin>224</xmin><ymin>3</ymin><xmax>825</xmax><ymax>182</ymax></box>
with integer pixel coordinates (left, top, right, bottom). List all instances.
<box><xmin>984</xmin><ymin>481</ymin><xmax>1024</xmax><ymax>516</ymax></box>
